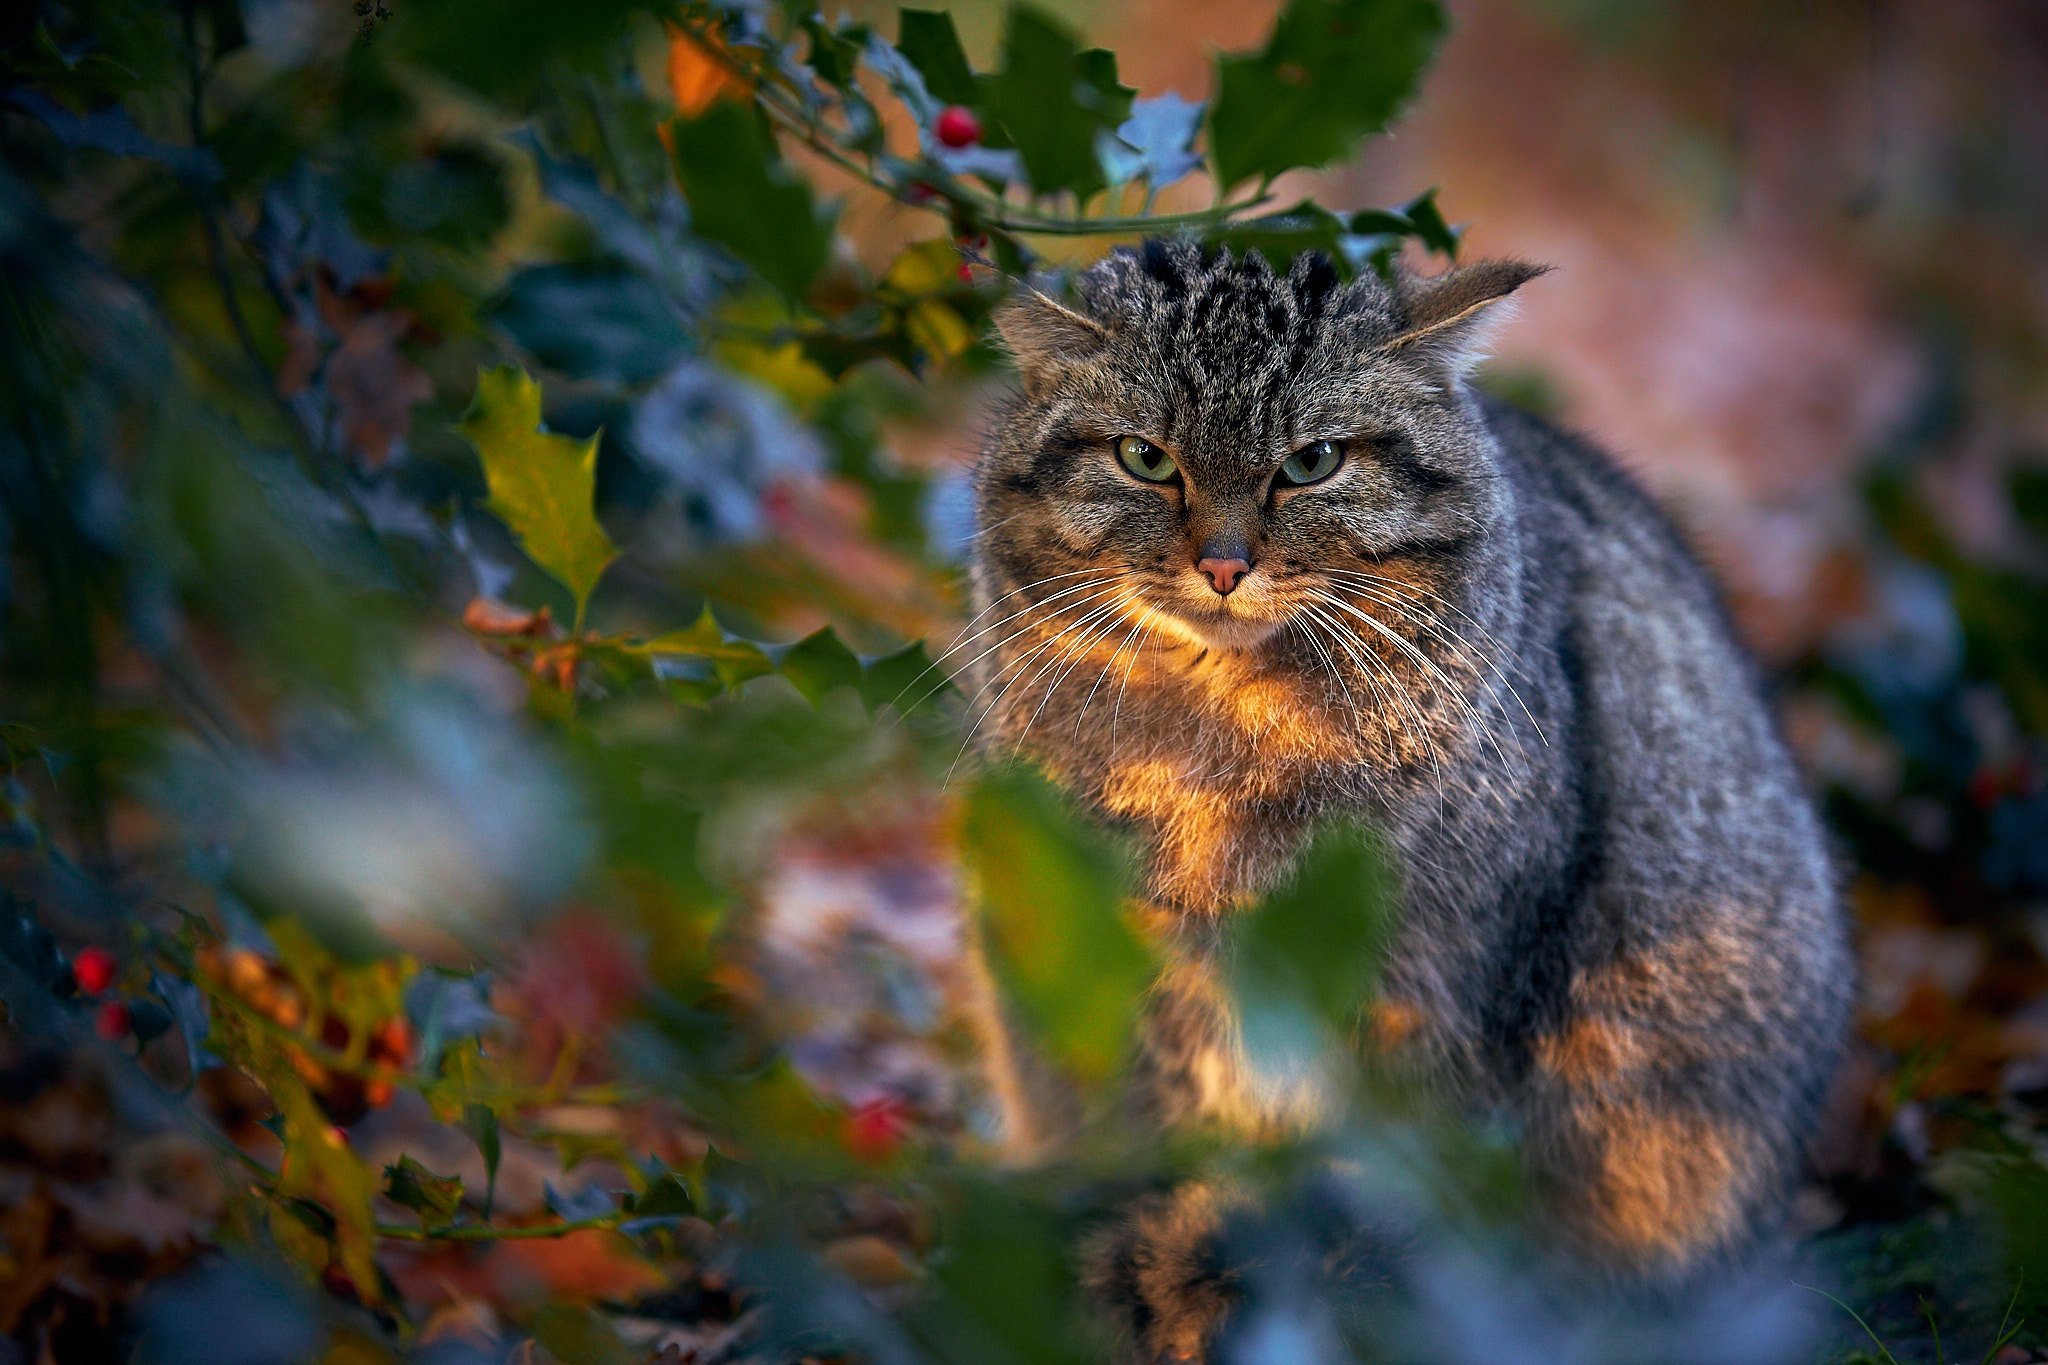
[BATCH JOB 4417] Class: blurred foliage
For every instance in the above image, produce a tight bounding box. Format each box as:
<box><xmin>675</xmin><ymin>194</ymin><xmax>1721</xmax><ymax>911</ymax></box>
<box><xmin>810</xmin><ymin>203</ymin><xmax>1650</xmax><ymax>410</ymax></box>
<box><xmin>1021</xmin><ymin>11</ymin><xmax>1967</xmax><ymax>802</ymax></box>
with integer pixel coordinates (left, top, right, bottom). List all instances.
<box><xmin>0</xmin><ymin>0</ymin><xmax>1474</xmax><ymax>1360</ymax></box>
<box><xmin>3</xmin><ymin>0</ymin><xmax>2045</xmax><ymax>1361</ymax></box>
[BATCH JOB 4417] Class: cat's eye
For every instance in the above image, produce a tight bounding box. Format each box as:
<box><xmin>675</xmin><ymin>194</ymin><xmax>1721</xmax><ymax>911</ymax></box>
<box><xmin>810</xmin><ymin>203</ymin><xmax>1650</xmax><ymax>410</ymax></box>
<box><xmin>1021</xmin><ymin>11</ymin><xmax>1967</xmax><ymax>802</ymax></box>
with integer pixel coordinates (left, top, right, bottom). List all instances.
<box><xmin>1278</xmin><ymin>439</ymin><xmax>1344</xmax><ymax>486</ymax></box>
<box><xmin>1114</xmin><ymin>435</ymin><xmax>1179</xmax><ymax>484</ymax></box>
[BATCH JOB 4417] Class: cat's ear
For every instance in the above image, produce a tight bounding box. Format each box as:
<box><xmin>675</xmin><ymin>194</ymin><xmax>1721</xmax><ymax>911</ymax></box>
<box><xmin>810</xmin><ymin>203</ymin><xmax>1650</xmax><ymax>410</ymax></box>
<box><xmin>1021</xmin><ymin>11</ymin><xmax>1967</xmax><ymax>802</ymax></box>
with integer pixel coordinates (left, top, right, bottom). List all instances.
<box><xmin>994</xmin><ymin>287</ymin><xmax>1110</xmax><ymax>397</ymax></box>
<box><xmin>1387</xmin><ymin>259</ymin><xmax>1549</xmax><ymax>386</ymax></box>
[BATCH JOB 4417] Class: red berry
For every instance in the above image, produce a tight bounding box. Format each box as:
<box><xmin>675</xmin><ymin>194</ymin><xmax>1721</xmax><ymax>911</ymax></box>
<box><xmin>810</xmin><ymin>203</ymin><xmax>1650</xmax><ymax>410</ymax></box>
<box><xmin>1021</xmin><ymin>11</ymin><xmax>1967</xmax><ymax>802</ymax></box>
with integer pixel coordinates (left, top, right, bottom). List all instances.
<box><xmin>72</xmin><ymin>946</ymin><xmax>117</xmax><ymax>995</ymax></box>
<box><xmin>94</xmin><ymin>999</ymin><xmax>131</xmax><ymax>1040</ymax></box>
<box><xmin>934</xmin><ymin>106</ymin><xmax>981</xmax><ymax>149</ymax></box>
<box><xmin>843</xmin><ymin>1097</ymin><xmax>909</xmax><ymax>1162</ymax></box>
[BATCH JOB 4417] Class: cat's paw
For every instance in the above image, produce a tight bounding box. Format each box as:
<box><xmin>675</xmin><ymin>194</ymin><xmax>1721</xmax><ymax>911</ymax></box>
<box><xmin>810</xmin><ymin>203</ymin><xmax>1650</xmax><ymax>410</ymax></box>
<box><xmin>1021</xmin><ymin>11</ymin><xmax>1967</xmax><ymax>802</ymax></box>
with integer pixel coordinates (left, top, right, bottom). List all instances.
<box><xmin>1080</xmin><ymin>1182</ymin><xmax>1251</xmax><ymax>1365</ymax></box>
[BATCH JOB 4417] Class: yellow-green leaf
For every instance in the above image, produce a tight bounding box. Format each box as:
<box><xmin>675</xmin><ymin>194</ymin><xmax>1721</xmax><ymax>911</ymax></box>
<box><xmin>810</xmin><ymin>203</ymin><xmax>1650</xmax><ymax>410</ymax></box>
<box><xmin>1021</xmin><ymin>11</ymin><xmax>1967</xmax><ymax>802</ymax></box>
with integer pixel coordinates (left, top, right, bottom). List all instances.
<box><xmin>458</xmin><ymin>365</ymin><xmax>617</xmax><ymax>621</ymax></box>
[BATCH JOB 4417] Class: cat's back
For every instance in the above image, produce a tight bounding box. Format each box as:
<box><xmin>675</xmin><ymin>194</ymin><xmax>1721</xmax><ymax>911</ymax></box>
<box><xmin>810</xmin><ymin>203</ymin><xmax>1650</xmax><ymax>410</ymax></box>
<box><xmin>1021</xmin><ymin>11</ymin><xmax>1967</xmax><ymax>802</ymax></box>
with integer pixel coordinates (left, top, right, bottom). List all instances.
<box><xmin>1475</xmin><ymin>389</ymin><xmax>1848</xmax><ymax>1040</ymax></box>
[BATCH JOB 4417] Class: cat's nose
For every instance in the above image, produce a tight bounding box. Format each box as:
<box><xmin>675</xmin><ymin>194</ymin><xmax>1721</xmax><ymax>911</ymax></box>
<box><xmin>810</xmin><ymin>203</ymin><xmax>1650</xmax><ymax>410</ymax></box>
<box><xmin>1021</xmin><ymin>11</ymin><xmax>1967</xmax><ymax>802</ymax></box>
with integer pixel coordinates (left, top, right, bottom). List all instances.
<box><xmin>1196</xmin><ymin>556</ymin><xmax>1252</xmax><ymax>595</ymax></box>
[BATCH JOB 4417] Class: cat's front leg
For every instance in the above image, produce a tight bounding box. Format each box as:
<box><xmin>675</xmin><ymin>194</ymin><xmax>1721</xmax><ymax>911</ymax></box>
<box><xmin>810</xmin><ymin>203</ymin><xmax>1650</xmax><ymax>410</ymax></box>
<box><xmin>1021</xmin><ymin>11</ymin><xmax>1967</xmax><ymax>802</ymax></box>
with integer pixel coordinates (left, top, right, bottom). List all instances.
<box><xmin>1080</xmin><ymin>1180</ymin><xmax>1251</xmax><ymax>1365</ymax></box>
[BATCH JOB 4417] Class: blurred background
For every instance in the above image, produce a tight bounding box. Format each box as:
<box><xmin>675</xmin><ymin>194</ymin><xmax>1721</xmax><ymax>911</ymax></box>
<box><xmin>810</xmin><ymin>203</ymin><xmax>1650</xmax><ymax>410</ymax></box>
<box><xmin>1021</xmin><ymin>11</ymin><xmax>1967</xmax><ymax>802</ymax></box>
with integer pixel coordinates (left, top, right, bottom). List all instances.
<box><xmin>4</xmin><ymin>0</ymin><xmax>2048</xmax><ymax>1362</ymax></box>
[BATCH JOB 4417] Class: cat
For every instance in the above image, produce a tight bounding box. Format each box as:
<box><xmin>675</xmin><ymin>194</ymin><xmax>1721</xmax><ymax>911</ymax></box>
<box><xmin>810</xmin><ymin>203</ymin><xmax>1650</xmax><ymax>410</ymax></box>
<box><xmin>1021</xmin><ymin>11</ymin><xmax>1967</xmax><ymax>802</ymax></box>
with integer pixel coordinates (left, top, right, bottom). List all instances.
<box><xmin>962</xmin><ymin>238</ymin><xmax>1853</xmax><ymax>1362</ymax></box>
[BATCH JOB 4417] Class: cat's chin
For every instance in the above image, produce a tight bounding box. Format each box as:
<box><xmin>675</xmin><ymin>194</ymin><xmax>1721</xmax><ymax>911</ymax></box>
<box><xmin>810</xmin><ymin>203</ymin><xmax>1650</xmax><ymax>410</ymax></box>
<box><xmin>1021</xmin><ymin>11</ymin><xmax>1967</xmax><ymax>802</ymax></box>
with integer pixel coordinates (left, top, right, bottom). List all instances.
<box><xmin>1153</xmin><ymin>608</ymin><xmax>1286</xmax><ymax>653</ymax></box>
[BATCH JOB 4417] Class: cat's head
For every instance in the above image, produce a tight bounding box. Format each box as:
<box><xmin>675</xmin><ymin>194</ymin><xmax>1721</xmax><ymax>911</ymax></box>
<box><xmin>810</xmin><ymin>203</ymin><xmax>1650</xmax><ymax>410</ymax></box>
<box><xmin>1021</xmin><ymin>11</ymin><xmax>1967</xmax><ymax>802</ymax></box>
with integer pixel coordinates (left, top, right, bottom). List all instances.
<box><xmin>973</xmin><ymin>239</ymin><xmax>1543</xmax><ymax>653</ymax></box>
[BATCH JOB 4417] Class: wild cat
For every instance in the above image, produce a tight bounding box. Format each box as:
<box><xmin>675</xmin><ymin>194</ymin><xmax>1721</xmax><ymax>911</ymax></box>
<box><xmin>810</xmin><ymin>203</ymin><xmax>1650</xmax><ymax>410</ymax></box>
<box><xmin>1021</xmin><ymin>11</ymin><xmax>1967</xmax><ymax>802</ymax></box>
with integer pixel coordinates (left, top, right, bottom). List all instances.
<box><xmin>962</xmin><ymin>239</ymin><xmax>1853</xmax><ymax>1361</ymax></box>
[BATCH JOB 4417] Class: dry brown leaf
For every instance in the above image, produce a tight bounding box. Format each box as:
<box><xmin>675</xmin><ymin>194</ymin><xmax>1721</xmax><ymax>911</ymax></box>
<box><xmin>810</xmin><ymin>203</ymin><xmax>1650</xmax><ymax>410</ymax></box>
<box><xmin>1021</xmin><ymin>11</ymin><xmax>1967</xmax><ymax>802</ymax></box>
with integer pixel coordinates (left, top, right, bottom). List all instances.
<box><xmin>667</xmin><ymin>25</ymin><xmax>751</xmax><ymax>117</ymax></box>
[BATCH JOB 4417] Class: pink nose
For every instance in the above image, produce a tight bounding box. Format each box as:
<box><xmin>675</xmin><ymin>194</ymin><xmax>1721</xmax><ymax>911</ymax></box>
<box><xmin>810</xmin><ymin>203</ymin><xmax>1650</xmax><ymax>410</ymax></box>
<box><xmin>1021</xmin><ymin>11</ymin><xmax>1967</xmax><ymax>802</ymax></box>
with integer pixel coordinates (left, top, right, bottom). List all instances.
<box><xmin>1196</xmin><ymin>557</ymin><xmax>1251</xmax><ymax>595</ymax></box>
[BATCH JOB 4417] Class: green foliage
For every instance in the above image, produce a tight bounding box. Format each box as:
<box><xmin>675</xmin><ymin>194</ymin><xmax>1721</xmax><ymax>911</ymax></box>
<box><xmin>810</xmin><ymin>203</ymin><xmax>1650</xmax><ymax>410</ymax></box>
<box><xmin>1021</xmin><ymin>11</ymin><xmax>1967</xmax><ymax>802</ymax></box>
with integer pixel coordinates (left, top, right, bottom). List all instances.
<box><xmin>0</xmin><ymin>0</ymin><xmax>1515</xmax><ymax>1356</ymax></box>
<box><xmin>896</xmin><ymin>10</ymin><xmax>979</xmax><ymax>107</ymax></box>
<box><xmin>384</xmin><ymin>1156</ymin><xmax>465</xmax><ymax>1230</ymax></box>
<box><xmin>1232</xmin><ymin>829</ymin><xmax>1394</xmax><ymax>1032</ymax></box>
<box><xmin>1211</xmin><ymin>0</ymin><xmax>1449</xmax><ymax>190</ymax></box>
<box><xmin>459</xmin><ymin>365</ymin><xmax>619</xmax><ymax>625</ymax></box>
<box><xmin>983</xmin><ymin>7</ymin><xmax>1133</xmax><ymax>197</ymax></box>
<box><xmin>961</xmin><ymin>768</ymin><xmax>1152</xmax><ymax>1088</ymax></box>
<box><xmin>668</xmin><ymin>100</ymin><xmax>836</xmax><ymax>301</ymax></box>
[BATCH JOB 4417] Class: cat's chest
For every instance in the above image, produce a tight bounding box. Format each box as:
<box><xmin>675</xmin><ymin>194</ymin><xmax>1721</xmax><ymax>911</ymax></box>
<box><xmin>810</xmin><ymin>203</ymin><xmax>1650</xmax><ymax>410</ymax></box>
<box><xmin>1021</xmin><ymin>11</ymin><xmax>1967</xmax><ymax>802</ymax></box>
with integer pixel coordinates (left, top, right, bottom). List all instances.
<box><xmin>1067</xmin><ymin>691</ymin><xmax>1358</xmax><ymax>906</ymax></box>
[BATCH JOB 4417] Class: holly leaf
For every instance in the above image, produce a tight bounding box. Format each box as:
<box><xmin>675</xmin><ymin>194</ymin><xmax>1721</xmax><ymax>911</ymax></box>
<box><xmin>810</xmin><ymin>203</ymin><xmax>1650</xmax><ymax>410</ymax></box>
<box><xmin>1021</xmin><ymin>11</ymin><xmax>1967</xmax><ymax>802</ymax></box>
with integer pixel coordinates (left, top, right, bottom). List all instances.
<box><xmin>462</xmin><ymin>1102</ymin><xmax>502</xmax><ymax>1219</ymax></box>
<box><xmin>1215</xmin><ymin>200</ymin><xmax>1349</xmax><ymax>273</ymax></box>
<box><xmin>859</xmin><ymin>639</ymin><xmax>944</xmax><ymax>713</ymax></box>
<box><xmin>961</xmin><ymin>768</ymin><xmax>1149</xmax><ymax>1086</ymax></box>
<box><xmin>630</xmin><ymin>606</ymin><xmax>776</xmax><ymax>691</ymax></box>
<box><xmin>1210</xmin><ymin>0</ymin><xmax>1447</xmax><ymax>190</ymax></box>
<box><xmin>669</xmin><ymin>101</ymin><xmax>834</xmax><ymax>301</ymax></box>
<box><xmin>984</xmin><ymin>7</ymin><xmax>1130</xmax><ymax>197</ymax></box>
<box><xmin>1230</xmin><ymin>828</ymin><xmax>1394</xmax><ymax>1061</ymax></box>
<box><xmin>896</xmin><ymin>9</ymin><xmax>978</xmax><ymax>107</ymax></box>
<box><xmin>777</xmin><ymin>628</ymin><xmax>863</xmax><ymax>704</ymax></box>
<box><xmin>458</xmin><ymin>366</ymin><xmax>617</xmax><ymax>622</ymax></box>
<box><xmin>384</xmin><ymin>1155</ymin><xmax>464</xmax><ymax>1230</ymax></box>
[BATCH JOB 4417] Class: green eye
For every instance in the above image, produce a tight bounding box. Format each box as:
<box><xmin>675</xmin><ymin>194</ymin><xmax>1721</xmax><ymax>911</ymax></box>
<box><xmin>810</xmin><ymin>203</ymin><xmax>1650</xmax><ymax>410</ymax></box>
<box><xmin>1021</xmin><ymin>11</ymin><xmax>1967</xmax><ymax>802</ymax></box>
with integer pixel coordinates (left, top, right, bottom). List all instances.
<box><xmin>1115</xmin><ymin>435</ymin><xmax>1178</xmax><ymax>483</ymax></box>
<box><xmin>1279</xmin><ymin>439</ymin><xmax>1344</xmax><ymax>486</ymax></box>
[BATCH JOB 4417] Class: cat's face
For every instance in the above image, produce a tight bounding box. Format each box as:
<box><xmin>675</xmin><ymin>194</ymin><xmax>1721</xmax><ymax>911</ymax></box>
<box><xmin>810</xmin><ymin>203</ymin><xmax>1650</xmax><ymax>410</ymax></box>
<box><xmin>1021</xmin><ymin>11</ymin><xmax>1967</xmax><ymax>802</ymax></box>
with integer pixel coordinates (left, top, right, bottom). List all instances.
<box><xmin>974</xmin><ymin>242</ymin><xmax>1540</xmax><ymax>655</ymax></box>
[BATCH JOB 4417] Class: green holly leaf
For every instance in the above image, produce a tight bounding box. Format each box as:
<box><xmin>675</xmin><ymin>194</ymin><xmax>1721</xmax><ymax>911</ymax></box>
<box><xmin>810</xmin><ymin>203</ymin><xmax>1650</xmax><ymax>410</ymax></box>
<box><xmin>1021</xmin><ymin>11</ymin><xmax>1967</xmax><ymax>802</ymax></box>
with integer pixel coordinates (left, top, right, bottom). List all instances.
<box><xmin>1210</xmin><ymin>0</ymin><xmax>1447</xmax><ymax>190</ymax></box>
<box><xmin>961</xmin><ymin>767</ymin><xmax>1149</xmax><ymax>1087</ymax></box>
<box><xmin>669</xmin><ymin>101</ymin><xmax>835</xmax><ymax>301</ymax></box>
<box><xmin>462</xmin><ymin>1102</ymin><xmax>501</xmax><ymax>1219</ymax></box>
<box><xmin>859</xmin><ymin>639</ymin><xmax>945</xmax><ymax>714</ymax></box>
<box><xmin>803</xmin><ymin>16</ymin><xmax>869</xmax><ymax>90</ymax></box>
<box><xmin>1214</xmin><ymin>200</ymin><xmax>1349</xmax><ymax>273</ymax></box>
<box><xmin>1231</xmin><ymin>828</ymin><xmax>1393</xmax><ymax>1032</ymax></box>
<box><xmin>384</xmin><ymin>1155</ymin><xmax>464</xmax><ymax>1229</ymax></box>
<box><xmin>985</xmin><ymin>7</ymin><xmax>1130</xmax><ymax>196</ymax></box>
<box><xmin>630</xmin><ymin>606</ymin><xmax>775</xmax><ymax>691</ymax></box>
<box><xmin>777</xmin><ymin>627</ymin><xmax>863</xmax><ymax>704</ymax></box>
<box><xmin>458</xmin><ymin>365</ymin><xmax>617</xmax><ymax>624</ymax></box>
<box><xmin>896</xmin><ymin>9</ymin><xmax>978</xmax><ymax>107</ymax></box>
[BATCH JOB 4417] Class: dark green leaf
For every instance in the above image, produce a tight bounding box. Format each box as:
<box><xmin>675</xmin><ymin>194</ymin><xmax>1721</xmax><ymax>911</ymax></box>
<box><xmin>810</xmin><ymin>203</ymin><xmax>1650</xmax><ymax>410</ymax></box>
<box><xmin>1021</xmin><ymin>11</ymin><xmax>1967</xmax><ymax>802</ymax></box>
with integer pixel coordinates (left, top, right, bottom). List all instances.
<box><xmin>777</xmin><ymin>628</ymin><xmax>863</xmax><ymax>704</ymax></box>
<box><xmin>1210</xmin><ymin>0</ymin><xmax>1447</xmax><ymax>189</ymax></box>
<box><xmin>985</xmin><ymin>7</ymin><xmax>1127</xmax><ymax>196</ymax></box>
<box><xmin>896</xmin><ymin>10</ymin><xmax>979</xmax><ymax>107</ymax></box>
<box><xmin>803</xmin><ymin>17</ymin><xmax>870</xmax><ymax>89</ymax></box>
<box><xmin>629</xmin><ymin>1171</ymin><xmax>694</xmax><ymax>1218</ymax></box>
<box><xmin>669</xmin><ymin>102</ymin><xmax>835</xmax><ymax>301</ymax></box>
<box><xmin>961</xmin><ymin>768</ymin><xmax>1149</xmax><ymax>1086</ymax></box>
<box><xmin>1397</xmin><ymin>187</ymin><xmax>1460</xmax><ymax>256</ymax></box>
<box><xmin>1214</xmin><ymin>200</ymin><xmax>1349</xmax><ymax>272</ymax></box>
<box><xmin>462</xmin><ymin>1103</ymin><xmax>501</xmax><ymax>1218</ymax></box>
<box><xmin>384</xmin><ymin>1155</ymin><xmax>464</xmax><ymax>1229</ymax></box>
<box><xmin>859</xmin><ymin>639</ymin><xmax>946</xmax><ymax>713</ymax></box>
<box><xmin>1231</xmin><ymin>827</ymin><xmax>1393</xmax><ymax>1029</ymax></box>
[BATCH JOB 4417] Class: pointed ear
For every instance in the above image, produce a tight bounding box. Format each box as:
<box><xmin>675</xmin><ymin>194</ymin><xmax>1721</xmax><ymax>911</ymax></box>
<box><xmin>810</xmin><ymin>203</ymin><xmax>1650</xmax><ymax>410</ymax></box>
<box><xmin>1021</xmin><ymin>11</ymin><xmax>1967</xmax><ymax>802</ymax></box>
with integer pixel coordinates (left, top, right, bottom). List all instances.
<box><xmin>993</xmin><ymin>287</ymin><xmax>1111</xmax><ymax>397</ymax></box>
<box><xmin>1387</xmin><ymin>259</ymin><xmax>1549</xmax><ymax>386</ymax></box>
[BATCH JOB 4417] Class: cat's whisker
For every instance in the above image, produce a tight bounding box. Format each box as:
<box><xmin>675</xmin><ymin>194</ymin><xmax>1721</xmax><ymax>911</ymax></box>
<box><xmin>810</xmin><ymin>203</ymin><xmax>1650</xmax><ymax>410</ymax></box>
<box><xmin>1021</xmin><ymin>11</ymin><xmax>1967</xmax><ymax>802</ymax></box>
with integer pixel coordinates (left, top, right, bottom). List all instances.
<box><xmin>898</xmin><ymin>577</ymin><xmax>1127</xmax><ymax>717</ymax></box>
<box><xmin>944</xmin><ymin>590</ymin><xmax>1137</xmax><ymax>788</ymax></box>
<box><xmin>1326</xmin><ymin>569</ymin><xmax>1549</xmax><ymax>747</ymax></box>
<box><xmin>1290</xmin><ymin>616</ymin><xmax>1360</xmax><ymax>738</ymax></box>
<box><xmin>1329</xmin><ymin>579</ymin><xmax>1533</xmax><ymax>775</ymax></box>
<box><xmin>1310</xmin><ymin>589</ymin><xmax>1517</xmax><ymax>778</ymax></box>
<box><xmin>1298</xmin><ymin>601</ymin><xmax>1450</xmax><ymax>823</ymax></box>
<box><xmin>1072</xmin><ymin>610</ymin><xmax>1150</xmax><ymax>738</ymax></box>
<box><xmin>951</xmin><ymin>585</ymin><xmax>1135</xmax><ymax>725</ymax></box>
<box><xmin>1011</xmin><ymin>595</ymin><xmax>1142</xmax><ymax>758</ymax></box>
<box><xmin>1107</xmin><ymin>620</ymin><xmax>1154</xmax><ymax>758</ymax></box>
<box><xmin>888</xmin><ymin>569</ymin><xmax>1118</xmax><ymax>715</ymax></box>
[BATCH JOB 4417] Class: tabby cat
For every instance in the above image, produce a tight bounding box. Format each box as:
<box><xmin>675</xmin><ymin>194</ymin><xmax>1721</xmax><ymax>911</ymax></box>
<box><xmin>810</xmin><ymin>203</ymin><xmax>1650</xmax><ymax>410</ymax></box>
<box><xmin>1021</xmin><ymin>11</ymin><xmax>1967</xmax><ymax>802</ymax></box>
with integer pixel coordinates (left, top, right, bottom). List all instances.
<box><xmin>964</xmin><ymin>238</ymin><xmax>1852</xmax><ymax>1361</ymax></box>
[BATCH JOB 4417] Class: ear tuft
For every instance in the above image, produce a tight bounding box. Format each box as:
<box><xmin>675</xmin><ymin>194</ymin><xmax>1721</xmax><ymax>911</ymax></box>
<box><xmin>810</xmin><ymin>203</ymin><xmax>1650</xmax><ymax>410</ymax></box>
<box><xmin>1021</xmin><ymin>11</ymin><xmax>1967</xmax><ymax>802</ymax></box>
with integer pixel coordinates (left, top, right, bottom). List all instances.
<box><xmin>1387</xmin><ymin>259</ymin><xmax>1549</xmax><ymax>385</ymax></box>
<box><xmin>993</xmin><ymin>287</ymin><xmax>1110</xmax><ymax>396</ymax></box>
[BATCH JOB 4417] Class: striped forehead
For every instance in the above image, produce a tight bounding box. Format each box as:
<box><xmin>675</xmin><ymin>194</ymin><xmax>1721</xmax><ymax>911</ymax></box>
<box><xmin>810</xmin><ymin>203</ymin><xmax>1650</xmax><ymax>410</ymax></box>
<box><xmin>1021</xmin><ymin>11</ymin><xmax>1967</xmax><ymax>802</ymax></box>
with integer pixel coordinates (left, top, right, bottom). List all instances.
<box><xmin>1150</xmin><ymin>265</ymin><xmax>1322</xmax><ymax>457</ymax></box>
